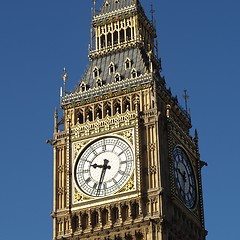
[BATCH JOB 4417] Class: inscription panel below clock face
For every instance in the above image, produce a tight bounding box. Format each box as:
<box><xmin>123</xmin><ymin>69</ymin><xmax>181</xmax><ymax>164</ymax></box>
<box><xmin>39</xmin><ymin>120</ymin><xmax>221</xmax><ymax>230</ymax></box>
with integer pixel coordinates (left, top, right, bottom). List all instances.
<box><xmin>75</xmin><ymin>136</ymin><xmax>134</xmax><ymax>197</ymax></box>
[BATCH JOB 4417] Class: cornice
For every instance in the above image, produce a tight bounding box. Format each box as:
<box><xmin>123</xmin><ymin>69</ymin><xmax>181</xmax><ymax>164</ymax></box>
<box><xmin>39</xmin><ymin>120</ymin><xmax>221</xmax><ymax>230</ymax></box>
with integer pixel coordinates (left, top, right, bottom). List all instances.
<box><xmin>93</xmin><ymin>5</ymin><xmax>137</xmax><ymax>25</ymax></box>
<box><xmin>61</xmin><ymin>73</ymin><xmax>152</xmax><ymax>108</ymax></box>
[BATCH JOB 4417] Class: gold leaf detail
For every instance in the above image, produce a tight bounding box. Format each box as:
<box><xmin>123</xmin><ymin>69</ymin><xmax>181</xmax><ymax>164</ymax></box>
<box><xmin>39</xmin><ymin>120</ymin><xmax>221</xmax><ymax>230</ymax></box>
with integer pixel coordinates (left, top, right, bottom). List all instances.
<box><xmin>119</xmin><ymin>174</ymin><xmax>135</xmax><ymax>193</ymax></box>
<box><xmin>73</xmin><ymin>141</ymin><xmax>89</xmax><ymax>158</ymax></box>
<box><xmin>74</xmin><ymin>192</ymin><xmax>83</xmax><ymax>202</ymax></box>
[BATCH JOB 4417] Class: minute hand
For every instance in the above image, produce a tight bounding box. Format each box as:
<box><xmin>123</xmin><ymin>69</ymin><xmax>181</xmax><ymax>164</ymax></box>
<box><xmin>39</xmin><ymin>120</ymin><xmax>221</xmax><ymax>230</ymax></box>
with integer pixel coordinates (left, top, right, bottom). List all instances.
<box><xmin>96</xmin><ymin>159</ymin><xmax>111</xmax><ymax>196</ymax></box>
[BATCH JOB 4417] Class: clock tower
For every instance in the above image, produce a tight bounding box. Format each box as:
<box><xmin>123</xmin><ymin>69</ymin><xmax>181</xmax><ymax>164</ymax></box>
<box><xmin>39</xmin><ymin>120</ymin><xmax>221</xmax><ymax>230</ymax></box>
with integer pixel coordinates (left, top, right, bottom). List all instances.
<box><xmin>49</xmin><ymin>1</ymin><xmax>207</xmax><ymax>239</ymax></box>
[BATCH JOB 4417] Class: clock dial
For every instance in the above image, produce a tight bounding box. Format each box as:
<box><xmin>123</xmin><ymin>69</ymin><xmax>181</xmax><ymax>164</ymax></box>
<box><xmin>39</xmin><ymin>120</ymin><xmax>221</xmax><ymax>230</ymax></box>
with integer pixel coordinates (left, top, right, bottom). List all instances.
<box><xmin>75</xmin><ymin>137</ymin><xmax>134</xmax><ymax>197</ymax></box>
<box><xmin>173</xmin><ymin>146</ymin><xmax>197</xmax><ymax>209</ymax></box>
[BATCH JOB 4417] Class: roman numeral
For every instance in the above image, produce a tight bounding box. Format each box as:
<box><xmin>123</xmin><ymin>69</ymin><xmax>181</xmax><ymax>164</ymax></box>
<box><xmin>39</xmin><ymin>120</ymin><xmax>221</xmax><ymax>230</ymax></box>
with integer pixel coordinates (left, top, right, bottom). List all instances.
<box><xmin>85</xmin><ymin>177</ymin><xmax>91</xmax><ymax>184</ymax></box>
<box><xmin>77</xmin><ymin>169</ymin><xmax>89</xmax><ymax>174</ymax></box>
<box><xmin>118</xmin><ymin>170</ymin><xmax>125</xmax><ymax>175</ymax></box>
<box><xmin>102</xmin><ymin>145</ymin><xmax>106</xmax><ymax>152</ymax></box>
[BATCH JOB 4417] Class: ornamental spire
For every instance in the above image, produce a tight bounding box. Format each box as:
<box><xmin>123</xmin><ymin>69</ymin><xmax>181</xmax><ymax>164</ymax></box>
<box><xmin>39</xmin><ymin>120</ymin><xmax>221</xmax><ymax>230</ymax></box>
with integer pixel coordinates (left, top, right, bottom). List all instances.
<box><xmin>61</xmin><ymin>68</ymin><xmax>68</xmax><ymax>96</ymax></box>
<box><xmin>93</xmin><ymin>0</ymin><xmax>97</xmax><ymax>16</ymax></box>
<box><xmin>183</xmin><ymin>89</ymin><xmax>189</xmax><ymax>113</ymax></box>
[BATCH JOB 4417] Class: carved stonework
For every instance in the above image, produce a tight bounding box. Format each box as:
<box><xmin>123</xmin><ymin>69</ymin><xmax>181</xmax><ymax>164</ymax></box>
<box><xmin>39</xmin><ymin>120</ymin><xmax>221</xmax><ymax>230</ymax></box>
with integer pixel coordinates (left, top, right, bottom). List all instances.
<box><xmin>71</xmin><ymin>110</ymin><xmax>137</xmax><ymax>140</ymax></box>
<box><xmin>73</xmin><ymin>140</ymin><xmax>90</xmax><ymax>159</ymax></box>
<box><xmin>150</xmin><ymin>165</ymin><xmax>157</xmax><ymax>174</ymax></box>
<box><xmin>116</xmin><ymin>129</ymin><xmax>133</xmax><ymax>144</ymax></box>
<box><xmin>74</xmin><ymin>188</ymin><xmax>93</xmax><ymax>203</ymax></box>
<box><xmin>148</xmin><ymin>143</ymin><xmax>156</xmax><ymax>151</ymax></box>
<box><xmin>119</xmin><ymin>174</ymin><xmax>135</xmax><ymax>192</ymax></box>
<box><xmin>57</xmin><ymin>165</ymin><xmax>64</xmax><ymax>172</ymax></box>
<box><xmin>58</xmin><ymin>187</ymin><xmax>64</xmax><ymax>195</ymax></box>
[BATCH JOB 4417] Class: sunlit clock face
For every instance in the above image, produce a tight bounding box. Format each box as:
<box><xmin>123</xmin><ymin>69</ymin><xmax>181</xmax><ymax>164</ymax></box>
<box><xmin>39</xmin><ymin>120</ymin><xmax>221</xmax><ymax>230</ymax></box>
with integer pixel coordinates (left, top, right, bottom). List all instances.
<box><xmin>173</xmin><ymin>146</ymin><xmax>197</xmax><ymax>209</ymax></box>
<box><xmin>75</xmin><ymin>137</ymin><xmax>134</xmax><ymax>197</ymax></box>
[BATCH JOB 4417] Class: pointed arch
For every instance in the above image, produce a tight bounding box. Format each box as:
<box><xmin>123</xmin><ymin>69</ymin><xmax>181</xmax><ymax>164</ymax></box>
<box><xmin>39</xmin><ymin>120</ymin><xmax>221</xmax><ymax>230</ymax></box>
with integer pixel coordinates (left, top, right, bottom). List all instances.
<box><xmin>126</xmin><ymin>27</ymin><xmax>131</xmax><ymax>41</ymax></box>
<box><xmin>93</xmin><ymin>66</ymin><xmax>99</xmax><ymax>78</ymax></box>
<box><xmin>120</xmin><ymin>29</ymin><xmax>124</xmax><ymax>43</ymax></box>
<box><xmin>96</xmin><ymin>78</ymin><xmax>102</xmax><ymax>87</ymax></box>
<box><xmin>91</xmin><ymin>210</ymin><xmax>99</xmax><ymax>229</ymax></box>
<box><xmin>109</xmin><ymin>62</ymin><xmax>115</xmax><ymax>74</ymax></box>
<box><xmin>85</xmin><ymin>107</ymin><xmax>93</xmax><ymax>121</ymax></box>
<box><xmin>121</xmin><ymin>204</ymin><xmax>129</xmax><ymax>222</ymax></box>
<box><xmin>107</xmin><ymin>32</ymin><xmax>112</xmax><ymax>47</ymax></box>
<box><xmin>95</xmin><ymin>104</ymin><xmax>102</xmax><ymax>119</ymax></box>
<box><xmin>111</xmin><ymin>207</ymin><xmax>119</xmax><ymax>224</ymax></box>
<box><xmin>125</xmin><ymin>58</ymin><xmax>131</xmax><ymax>69</ymax></box>
<box><xmin>81</xmin><ymin>213</ymin><xmax>88</xmax><ymax>231</ymax></box>
<box><xmin>103</xmin><ymin>101</ymin><xmax>112</xmax><ymax>117</ymax></box>
<box><xmin>131</xmin><ymin>68</ymin><xmax>137</xmax><ymax>78</ymax></box>
<box><xmin>100</xmin><ymin>34</ymin><xmax>106</xmax><ymax>48</ymax></box>
<box><xmin>76</xmin><ymin>109</ymin><xmax>84</xmax><ymax>124</ymax></box>
<box><xmin>113</xmin><ymin>99</ymin><xmax>121</xmax><ymax>115</ymax></box>
<box><xmin>131</xmin><ymin>201</ymin><xmax>140</xmax><ymax>220</ymax></box>
<box><xmin>123</xmin><ymin>97</ymin><xmax>130</xmax><ymax>112</ymax></box>
<box><xmin>114</xmin><ymin>72</ymin><xmax>121</xmax><ymax>82</ymax></box>
<box><xmin>101</xmin><ymin>208</ymin><xmax>108</xmax><ymax>226</ymax></box>
<box><xmin>113</xmin><ymin>31</ymin><xmax>118</xmax><ymax>45</ymax></box>
<box><xmin>79</xmin><ymin>81</ymin><xmax>87</xmax><ymax>92</ymax></box>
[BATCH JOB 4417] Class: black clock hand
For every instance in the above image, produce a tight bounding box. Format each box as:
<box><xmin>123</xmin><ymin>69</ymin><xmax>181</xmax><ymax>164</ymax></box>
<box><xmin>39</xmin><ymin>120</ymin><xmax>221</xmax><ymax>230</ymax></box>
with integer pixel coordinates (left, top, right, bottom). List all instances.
<box><xmin>91</xmin><ymin>163</ymin><xmax>104</xmax><ymax>169</ymax></box>
<box><xmin>177</xmin><ymin>168</ymin><xmax>186</xmax><ymax>182</ymax></box>
<box><xmin>96</xmin><ymin>159</ymin><xmax>111</xmax><ymax>196</ymax></box>
<box><xmin>91</xmin><ymin>163</ymin><xmax>111</xmax><ymax>169</ymax></box>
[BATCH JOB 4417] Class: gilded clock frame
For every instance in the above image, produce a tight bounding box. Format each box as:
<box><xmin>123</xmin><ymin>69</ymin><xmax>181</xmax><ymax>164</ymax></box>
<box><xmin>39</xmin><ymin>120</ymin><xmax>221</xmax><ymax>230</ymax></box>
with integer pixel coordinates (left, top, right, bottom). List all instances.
<box><xmin>71</xmin><ymin>128</ymin><xmax>137</xmax><ymax>205</ymax></box>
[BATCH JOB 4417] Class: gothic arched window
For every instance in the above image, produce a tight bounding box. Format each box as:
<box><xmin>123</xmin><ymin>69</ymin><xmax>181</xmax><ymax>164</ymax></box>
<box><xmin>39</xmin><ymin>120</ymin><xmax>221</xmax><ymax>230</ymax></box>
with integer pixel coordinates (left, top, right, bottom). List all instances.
<box><xmin>126</xmin><ymin>27</ymin><xmax>131</xmax><ymax>41</ymax></box>
<box><xmin>107</xmin><ymin>32</ymin><xmax>112</xmax><ymax>47</ymax></box>
<box><xmin>91</xmin><ymin>211</ymin><xmax>99</xmax><ymax>229</ymax></box>
<box><xmin>113</xmin><ymin>31</ymin><xmax>118</xmax><ymax>45</ymax></box>
<box><xmin>96</xmin><ymin>78</ymin><xmax>102</xmax><ymax>87</ymax></box>
<box><xmin>131</xmin><ymin>69</ymin><xmax>137</xmax><ymax>78</ymax></box>
<box><xmin>120</xmin><ymin>29</ymin><xmax>124</xmax><ymax>43</ymax></box>
<box><xmin>125</xmin><ymin>58</ymin><xmax>131</xmax><ymax>69</ymax></box>
<box><xmin>95</xmin><ymin>105</ymin><xmax>102</xmax><ymax>119</ymax></box>
<box><xmin>104</xmin><ymin>102</ymin><xmax>111</xmax><ymax>117</ymax></box>
<box><xmin>100</xmin><ymin>34</ymin><xmax>105</xmax><ymax>48</ymax></box>
<box><xmin>115</xmin><ymin>73</ymin><xmax>121</xmax><ymax>82</ymax></box>
<box><xmin>93</xmin><ymin>67</ymin><xmax>99</xmax><ymax>78</ymax></box>
<box><xmin>77</xmin><ymin>110</ymin><xmax>84</xmax><ymax>124</ymax></box>
<box><xmin>111</xmin><ymin>207</ymin><xmax>119</xmax><ymax>224</ymax></box>
<box><xmin>109</xmin><ymin>62</ymin><xmax>115</xmax><ymax>74</ymax></box>
<box><xmin>80</xmin><ymin>81</ymin><xmax>86</xmax><ymax>92</ymax></box>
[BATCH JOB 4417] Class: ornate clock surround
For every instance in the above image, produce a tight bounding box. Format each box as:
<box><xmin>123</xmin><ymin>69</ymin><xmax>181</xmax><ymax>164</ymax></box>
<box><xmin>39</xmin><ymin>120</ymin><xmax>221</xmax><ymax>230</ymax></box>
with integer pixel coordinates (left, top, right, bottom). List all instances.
<box><xmin>72</xmin><ymin>127</ymin><xmax>138</xmax><ymax>205</ymax></box>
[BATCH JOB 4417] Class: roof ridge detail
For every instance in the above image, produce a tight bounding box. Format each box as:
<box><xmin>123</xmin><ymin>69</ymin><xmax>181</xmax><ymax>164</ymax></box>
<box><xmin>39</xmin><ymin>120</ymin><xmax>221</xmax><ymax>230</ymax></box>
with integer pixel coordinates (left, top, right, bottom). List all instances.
<box><xmin>98</xmin><ymin>0</ymin><xmax>139</xmax><ymax>16</ymax></box>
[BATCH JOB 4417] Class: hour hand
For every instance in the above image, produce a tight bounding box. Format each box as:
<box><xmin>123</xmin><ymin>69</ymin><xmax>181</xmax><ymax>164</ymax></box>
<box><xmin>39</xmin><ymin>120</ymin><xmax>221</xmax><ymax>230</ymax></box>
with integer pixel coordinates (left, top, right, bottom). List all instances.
<box><xmin>91</xmin><ymin>163</ymin><xmax>103</xmax><ymax>169</ymax></box>
<box><xmin>91</xmin><ymin>161</ymin><xmax>111</xmax><ymax>169</ymax></box>
<box><xmin>177</xmin><ymin>168</ymin><xmax>186</xmax><ymax>182</ymax></box>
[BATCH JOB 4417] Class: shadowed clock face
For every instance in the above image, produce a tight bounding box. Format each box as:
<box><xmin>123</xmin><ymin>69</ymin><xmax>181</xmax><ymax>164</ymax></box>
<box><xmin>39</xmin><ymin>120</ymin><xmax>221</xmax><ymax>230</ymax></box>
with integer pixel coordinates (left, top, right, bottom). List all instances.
<box><xmin>173</xmin><ymin>146</ymin><xmax>197</xmax><ymax>209</ymax></box>
<box><xmin>75</xmin><ymin>137</ymin><xmax>134</xmax><ymax>197</ymax></box>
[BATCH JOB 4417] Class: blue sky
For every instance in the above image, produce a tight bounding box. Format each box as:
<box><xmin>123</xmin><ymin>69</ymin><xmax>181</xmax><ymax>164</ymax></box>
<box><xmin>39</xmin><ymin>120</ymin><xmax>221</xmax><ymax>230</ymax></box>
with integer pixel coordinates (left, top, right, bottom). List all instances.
<box><xmin>0</xmin><ymin>0</ymin><xmax>239</xmax><ymax>239</ymax></box>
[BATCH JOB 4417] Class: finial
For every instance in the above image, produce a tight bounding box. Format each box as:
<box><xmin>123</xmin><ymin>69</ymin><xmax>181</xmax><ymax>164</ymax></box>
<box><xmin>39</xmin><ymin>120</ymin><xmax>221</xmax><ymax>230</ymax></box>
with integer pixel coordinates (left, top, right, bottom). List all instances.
<box><xmin>182</xmin><ymin>89</ymin><xmax>189</xmax><ymax>113</ymax></box>
<box><xmin>54</xmin><ymin>107</ymin><xmax>58</xmax><ymax>115</ymax></box>
<box><xmin>62</xmin><ymin>68</ymin><xmax>68</xmax><ymax>95</ymax></box>
<box><xmin>54</xmin><ymin>108</ymin><xmax>58</xmax><ymax>133</ymax></box>
<box><xmin>93</xmin><ymin>0</ymin><xmax>97</xmax><ymax>16</ymax></box>
<box><xmin>150</xmin><ymin>4</ymin><xmax>155</xmax><ymax>23</ymax></box>
<box><xmin>194</xmin><ymin>129</ymin><xmax>199</xmax><ymax>140</ymax></box>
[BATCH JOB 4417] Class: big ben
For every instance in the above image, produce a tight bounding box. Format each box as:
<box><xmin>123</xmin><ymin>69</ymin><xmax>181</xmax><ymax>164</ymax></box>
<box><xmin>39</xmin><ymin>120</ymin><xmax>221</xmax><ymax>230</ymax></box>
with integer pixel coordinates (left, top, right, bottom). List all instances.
<box><xmin>49</xmin><ymin>0</ymin><xmax>207</xmax><ymax>239</ymax></box>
